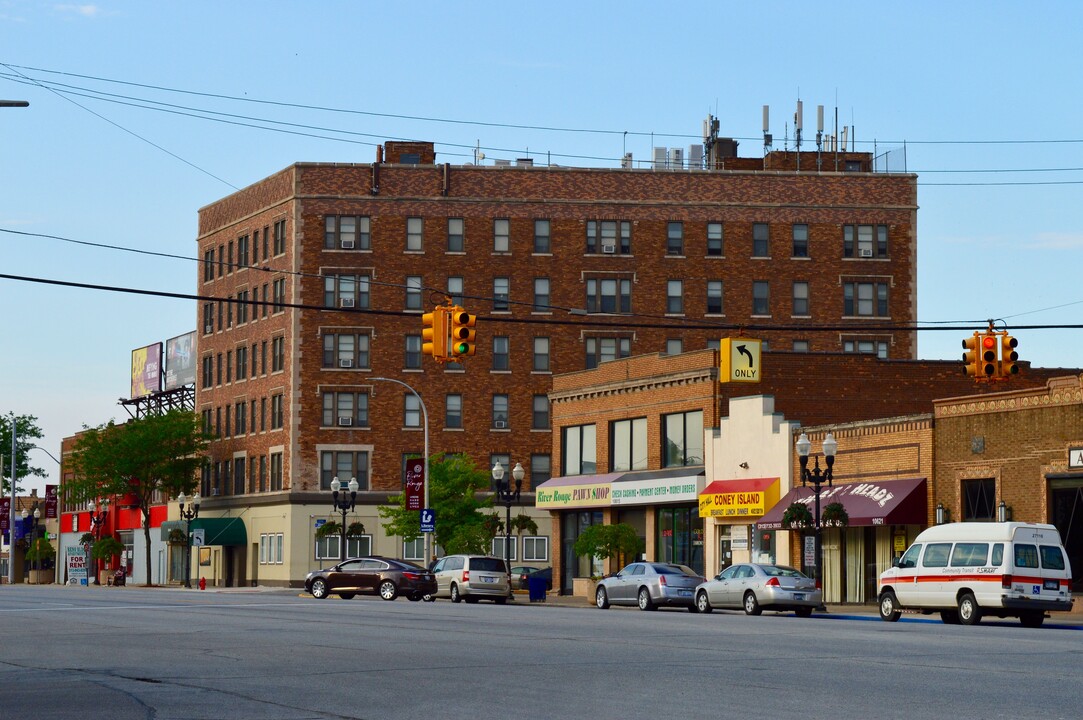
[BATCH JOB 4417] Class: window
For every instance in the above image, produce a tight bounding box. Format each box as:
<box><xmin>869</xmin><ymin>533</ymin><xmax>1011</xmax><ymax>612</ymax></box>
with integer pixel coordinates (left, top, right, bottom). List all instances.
<box><xmin>405</xmin><ymin>275</ymin><xmax>423</xmax><ymax>311</ymax></box>
<box><xmin>532</xmin><ymin>395</ymin><xmax>549</xmax><ymax>430</ymax></box>
<box><xmin>586</xmin><ymin>220</ymin><xmax>631</xmax><ymax>254</ymax></box>
<box><xmin>492</xmin><ymin>536</ymin><xmax>517</xmax><ymax>562</ymax></box>
<box><xmin>531</xmin><ymin>454</ymin><xmax>551</xmax><ymax>486</ymax></box>
<box><xmin>404</xmin><ymin>393</ymin><xmax>422</xmax><ymax>427</ymax></box>
<box><xmin>793</xmin><ymin>340</ymin><xmax>810</xmax><ymax>352</ymax></box>
<box><xmin>523</xmin><ymin>536</ymin><xmax>549</xmax><ymax>562</ymax></box>
<box><xmin>262</xmin><ymin>225</ymin><xmax>269</xmax><ymax>260</ymax></box>
<box><xmin>316</xmin><ymin>534</ymin><xmax>372</xmax><ymax>561</ymax></box>
<box><xmin>203</xmin><ymin>249</ymin><xmax>214</xmax><ymax>282</ymax></box>
<box><xmin>406</xmin><ymin>217</ymin><xmax>423</xmax><ymax>251</ymax></box>
<box><xmin>226</xmin><ymin>350</ymin><xmax>233</xmax><ymax>383</ymax></box>
<box><xmin>271</xmin><ymin>336</ymin><xmax>284</xmax><ymax>372</ymax></box>
<box><xmin>666</xmin><ymin>222</ymin><xmax>684</xmax><ymax>255</ymax></box>
<box><xmin>270</xmin><ymin>451</ymin><xmax>283</xmax><ymax>491</ymax></box>
<box><xmin>237</xmin><ymin>234</ymin><xmax>249</xmax><ymax>267</ymax></box>
<box><xmin>533</xmin><ymin>337</ymin><xmax>550</xmax><ymax>372</ymax></box>
<box><xmin>792</xmin><ymin>224</ymin><xmax>809</xmax><ymax>257</ymax></box>
<box><xmin>405</xmin><ymin>335</ymin><xmax>422</xmax><ymax>369</ymax></box>
<box><xmin>843</xmin><ymin>224</ymin><xmax>889</xmax><ymax>258</ymax></box>
<box><xmin>234</xmin><ymin>403</ymin><xmax>247</xmax><ymax>435</ymax></box>
<box><xmin>201</xmin><ymin>356</ymin><xmax>212</xmax><ymax>388</ymax></box>
<box><xmin>534</xmin><ymin>219</ymin><xmax>550</xmax><ymax>253</ymax></box>
<box><xmin>273</xmin><ymin>219</ymin><xmax>286</xmax><ymax>255</ymax></box>
<box><xmin>666</xmin><ymin>280</ymin><xmax>684</xmax><ymax>314</ymax></box>
<box><xmin>665</xmin><ymin>339</ymin><xmax>683</xmax><ymax>355</ymax></box>
<box><xmin>585</xmin><ymin>278</ymin><xmax>631</xmax><ymax>314</ymax></box>
<box><xmin>533</xmin><ymin>277</ymin><xmax>550</xmax><ymax>312</ymax></box>
<box><xmin>321</xmin><ymin>391</ymin><xmax>369</xmax><ymax>427</ymax></box>
<box><xmin>923</xmin><ymin>543</ymin><xmax>951</xmax><ymax>568</ymax></box>
<box><xmin>962</xmin><ymin>478</ymin><xmax>996</xmax><ymax>521</ymax></box>
<box><xmin>844</xmin><ymin>339</ymin><xmax>889</xmax><ymax>358</ymax></box>
<box><xmin>261</xmin><ymin>284</ymin><xmax>268</xmax><ymax>318</ymax></box>
<box><xmin>706</xmin><ymin>281</ymin><xmax>723</xmax><ymax>314</ymax></box>
<box><xmin>324</xmin><ymin>215</ymin><xmax>371</xmax><ymax>250</ymax></box>
<box><xmin>445</xmin><ymin>394</ymin><xmax>462</xmax><ymax>429</ymax></box>
<box><xmin>950</xmin><ymin>543</ymin><xmax>989</xmax><ymax>567</ymax></box>
<box><xmin>753</xmin><ymin>223</ymin><xmax>769</xmax><ymax>257</ymax></box>
<box><xmin>707</xmin><ymin>222</ymin><xmax>723</xmax><ymax>256</ymax></box>
<box><xmin>272</xmin><ymin>278</ymin><xmax>285</xmax><ymax>313</ymax></box>
<box><xmin>216</xmin><ymin>353</ymin><xmax>223</xmax><ymax>385</ymax></box>
<box><xmin>270</xmin><ymin>394</ymin><xmax>284</xmax><ymax>429</ymax></box>
<box><xmin>562</xmin><ymin>424</ymin><xmax>597</xmax><ymax>475</ymax></box>
<box><xmin>227</xmin><ymin>241</ymin><xmax>234</xmax><ymax>274</ymax></box>
<box><xmin>493</xmin><ymin>218</ymin><xmax>510</xmax><ymax>252</ymax></box>
<box><xmin>237</xmin><ymin>291</ymin><xmax>249</xmax><ymax>324</ymax></box>
<box><xmin>752</xmin><ymin>281</ymin><xmax>770</xmax><ymax>315</ymax></box>
<box><xmin>320</xmin><ymin>450</ymin><xmax>370</xmax><ymax>491</ymax></box>
<box><xmin>492</xmin><ymin>336</ymin><xmax>510</xmax><ymax>371</ymax></box>
<box><xmin>233</xmin><ymin>456</ymin><xmax>246</xmax><ymax>495</ymax></box>
<box><xmin>493</xmin><ymin>277</ymin><xmax>509</xmax><ymax>312</ymax></box>
<box><xmin>403</xmin><ymin>537</ymin><xmax>425</xmax><ymax>562</ymax></box>
<box><xmin>322</xmin><ymin>333</ymin><xmax>370</xmax><ymax>369</ymax></box>
<box><xmin>843</xmin><ymin>282</ymin><xmax>889</xmax><ymax>317</ymax></box>
<box><xmin>447</xmin><ymin>276</ymin><xmax>463</xmax><ymax>306</ymax></box>
<box><xmin>236</xmin><ymin>345</ymin><xmax>248</xmax><ymax>380</ymax></box>
<box><xmin>447</xmin><ymin>217</ymin><xmax>464</xmax><ymax>252</ymax></box>
<box><xmin>217</xmin><ymin>244</ymin><xmax>225</xmax><ymax>277</ymax></box>
<box><xmin>611</xmin><ymin>418</ymin><xmax>647</xmax><ymax>472</ymax></box>
<box><xmin>324</xmin><ymin>274</ymin><xmax>371</xmax><ymax>309</ymax></box>
<box><xmin>492</xmin><ymin>395</ymin><xmax>509</xmax><ymax>428</ymax></box>
<box><xmin>585</xmin><ymin>336</ymin><xmax>630</xmax><ymax>369</ymax></box>
<box><xmin>663</xmin><ymin>410</ymin><xmax>704</xmax><ymax>467</ymax></box>
<box><xmin>792</xmin><ymin>281</ymin><xmax>810</xmax><ymax>316</ymax></box>
<box><xmin>202</xmin><ymin>303</ymin><xmax>213</xmax><ymax>333</ymax></box>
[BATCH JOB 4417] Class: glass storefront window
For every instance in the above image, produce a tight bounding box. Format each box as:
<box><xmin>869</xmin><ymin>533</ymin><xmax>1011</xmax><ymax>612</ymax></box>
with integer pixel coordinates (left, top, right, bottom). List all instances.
<box><xmin>656</xmin><ymin>506</ymin><xmax>703</xmax><ymax>575</ymax></box>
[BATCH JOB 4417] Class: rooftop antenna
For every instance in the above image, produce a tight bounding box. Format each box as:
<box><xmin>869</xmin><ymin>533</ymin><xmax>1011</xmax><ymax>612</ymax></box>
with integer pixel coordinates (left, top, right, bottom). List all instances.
<box><xmin>794</xmin><ymin>98</ymin><xmax>803</xmax><ymax>171</ymax></box>
<box><xmin>762</xmin><ymin>105</ymin><xmax>772</xmax><ymax>163</ymax></box>
<box><xmin>816</xmin><ymin>104</ymin><xmax>824</xmax><ymax>171</ymax></box>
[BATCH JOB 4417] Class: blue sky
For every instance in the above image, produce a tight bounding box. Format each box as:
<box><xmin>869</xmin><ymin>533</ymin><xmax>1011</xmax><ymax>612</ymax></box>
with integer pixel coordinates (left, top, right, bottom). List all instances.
<box><xmin>3</xmin><ymin>1</ymin><xmax>1082</xmax><ymax>493</ymax></box>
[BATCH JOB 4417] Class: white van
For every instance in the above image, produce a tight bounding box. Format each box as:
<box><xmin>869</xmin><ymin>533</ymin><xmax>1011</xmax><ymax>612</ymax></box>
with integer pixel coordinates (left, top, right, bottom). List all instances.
<box><xmin>878</xmin><ymin>522</ymin><xmax>1073</xmax><ymax>627</ymax></box>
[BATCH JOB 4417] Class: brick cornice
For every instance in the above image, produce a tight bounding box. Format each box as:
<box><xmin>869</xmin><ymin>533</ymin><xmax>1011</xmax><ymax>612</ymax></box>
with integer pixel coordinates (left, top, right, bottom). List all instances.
<box><xmin>549</xmin><ymin>368</ymin><xmax>716</xmax><ymax>404</ymax></box>
<box><xmin>935</xmin><ymin>375</ymin><xmax>1083</xmax><ymax>418</ymax></box>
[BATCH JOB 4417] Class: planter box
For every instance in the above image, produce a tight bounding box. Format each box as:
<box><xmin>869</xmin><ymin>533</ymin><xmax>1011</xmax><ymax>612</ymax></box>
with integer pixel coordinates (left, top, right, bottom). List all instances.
<box><xmin>572</xmin><ymin>577</ymin><xmax>598</xmax><ymax>604</ymax></box>
<box><xmin>28</xmin><ymin>569</ymin><xmax>53</xmax><ymax>585</ymax></box>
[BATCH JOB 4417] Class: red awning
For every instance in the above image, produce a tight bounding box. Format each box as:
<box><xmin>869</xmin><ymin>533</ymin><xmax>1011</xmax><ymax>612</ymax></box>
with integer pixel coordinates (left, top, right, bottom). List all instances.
<box><xmin>758</xmin><ymin>477</ymin><xmax>927</xmax><ymax>530</ymax></box>
<box><xmin>700</xmin><ymin>477</ymin><xmax>777</xmax><ymax>496</ymax></box>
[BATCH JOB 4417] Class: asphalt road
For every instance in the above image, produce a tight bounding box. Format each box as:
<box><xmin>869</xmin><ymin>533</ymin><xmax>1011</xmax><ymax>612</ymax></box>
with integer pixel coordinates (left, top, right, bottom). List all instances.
<box><xmin>2</xmin><ymin>586</ymin><xmax>1081</xmax><ymax>719</ymax></box>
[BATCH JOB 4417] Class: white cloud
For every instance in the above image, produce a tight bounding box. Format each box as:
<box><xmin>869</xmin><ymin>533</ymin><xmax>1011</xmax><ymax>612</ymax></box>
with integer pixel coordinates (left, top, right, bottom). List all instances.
<box><xmin>1024</xmin><ymin>232</ymin><xmax>1083</xmax><ymax>250</ymax></box>
<box><xmin>55</xmin><ymin>4</ymin><xmax>101</xmax><ymax>17</ymax></box>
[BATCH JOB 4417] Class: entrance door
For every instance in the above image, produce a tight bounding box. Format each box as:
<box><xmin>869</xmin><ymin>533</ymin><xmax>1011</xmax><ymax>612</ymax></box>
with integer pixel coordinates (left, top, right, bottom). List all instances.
<box><xmin>719</xmin><ymin>538</ymin><xmax>733</xmax><ymax>571</ymax></box>
<box><xmin>1051</xmin><ymin>484</ymin><xmax>1083</xmax><ymax>592</ymax></box>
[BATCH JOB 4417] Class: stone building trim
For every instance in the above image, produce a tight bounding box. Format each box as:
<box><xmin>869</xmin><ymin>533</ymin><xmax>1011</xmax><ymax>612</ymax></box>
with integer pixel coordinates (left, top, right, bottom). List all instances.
<box><xmin>935</xmin><ymin>374</ymin><xmax>1083</xmax><ymax>418</ymax></box>
<box><xmin>549</xmin><ymin>368</ymin><xmax>716</xmax><ymax>404</ymax></box>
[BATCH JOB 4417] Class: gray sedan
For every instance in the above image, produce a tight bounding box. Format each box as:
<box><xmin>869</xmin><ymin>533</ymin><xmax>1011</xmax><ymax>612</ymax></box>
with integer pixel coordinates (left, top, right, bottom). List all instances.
<box><xmin>694</xmin><ymin>563</ymin><xmax>821</xmax><ymax>617</ymax></box>
<box><xmin>595</xmin><ymin>562</ymin><xmax>704</xmax><ymax>611</ymax></box>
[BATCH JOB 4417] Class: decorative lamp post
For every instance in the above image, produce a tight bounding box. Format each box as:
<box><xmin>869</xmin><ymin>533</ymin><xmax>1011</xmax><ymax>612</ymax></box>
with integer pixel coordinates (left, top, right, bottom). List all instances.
<box><xmin>331</xmin><ymin>476</ymin><xmax>359</xmax><ymax>562</ymax></box>
<box><xmin>177</xmin><ymin>492</ymin><xmax>200</xmax><ymax>588</ymax></box>
<box><xmin>88</xmin><ymin>499</ymin><xmax>109</xmax><ymax>585</ymax></box>
<box><xmin>21</xmin><ymin>508</ymin><xmax>41</xmax><ymax>579</ymax></box>
<box><xmin>796</xmin><ymin>431</ymin><xmax>836</xmax><ymax>604</ymax></box>
<box><xmin>493</xmin><ymin>461</ymin><xmax>524</xmax><ymax>599</ymax></box>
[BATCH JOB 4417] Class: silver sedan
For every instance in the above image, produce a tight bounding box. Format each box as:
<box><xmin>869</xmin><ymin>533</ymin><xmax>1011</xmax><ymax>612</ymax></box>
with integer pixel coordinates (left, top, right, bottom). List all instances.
<box><xmin>694</xmin><ymin>563</ymin><xmax>821</xmax><ymax>617</ymax></box>
<box><xmin>595</xmin><ymin>562</ymin><xmax>704</xmax><ymax>611</ymax></box>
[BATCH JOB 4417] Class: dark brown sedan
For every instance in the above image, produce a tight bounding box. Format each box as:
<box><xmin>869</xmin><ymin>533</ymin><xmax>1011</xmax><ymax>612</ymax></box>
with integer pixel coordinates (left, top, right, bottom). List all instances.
<box><xmin>305</xmin><ymin>557</ymin><xmax>437</xmax><ymax>601</ymax></box>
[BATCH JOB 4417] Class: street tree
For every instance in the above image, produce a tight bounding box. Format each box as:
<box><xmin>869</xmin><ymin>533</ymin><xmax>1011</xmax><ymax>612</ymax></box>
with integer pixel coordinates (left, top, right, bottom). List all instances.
<box><xmin>1</xmin><ymin>412</ymin><xmax>48</xmax><ymax>495</ymax></box>
<box><xmin>67</xmin><ymin>410</ymin><xmax>210</xmax><ymax>585</ymax></box>
<box><xmin>378</xmin><ymin>454</ymin><xmax>494</xmax><ymax>557</ymax></box>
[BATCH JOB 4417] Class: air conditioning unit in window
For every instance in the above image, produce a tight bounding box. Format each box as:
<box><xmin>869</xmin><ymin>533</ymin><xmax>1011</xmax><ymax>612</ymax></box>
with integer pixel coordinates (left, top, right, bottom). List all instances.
<box><xmin>338</xmin><ymin>417</ymin><xmax>353</xmax><ymax>426</ymax></box>
<box><xmin>341</xmin><ymin>239</ymin><xmax>355</xmax><ymax>249</ymax></box>
<box><xmin>204</xmin><ymin>325</ymin><xmax>213</xmax><ymax>334</ymax></box>
<box><xmin>494</xmin><ymin>420</ymin><xmax>507</xmax><ymax>429</ymax></box>
<box><xmin>602</xmin><ymin>243</ymin><xmax>617</xmax><ymax>254</ymax></box>
<box><xmin>339</xmin><ymin>359</ymin><xmax>354</xmax><ymax>368</ymax></box>
<box><xmin>859</xmin><ymin>248</ymin><xmax>874</xmax><ymax>258</ymax></box>
<box><xmin>211</xmin><ymin>488</ymin><xmax>220</xmax><ymax>496</ymax></box>
<box><xmin>340</xmin><ymin>297</ymin><xmax>355</xmax><ymax>308</ymax></box>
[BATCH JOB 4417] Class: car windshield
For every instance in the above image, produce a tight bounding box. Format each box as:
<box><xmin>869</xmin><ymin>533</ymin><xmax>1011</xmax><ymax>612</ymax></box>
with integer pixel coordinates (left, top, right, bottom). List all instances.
<box><xmin>762</xmin><ymin>565</ymin><xmax>806</xmax><ymax>578</ymax></box>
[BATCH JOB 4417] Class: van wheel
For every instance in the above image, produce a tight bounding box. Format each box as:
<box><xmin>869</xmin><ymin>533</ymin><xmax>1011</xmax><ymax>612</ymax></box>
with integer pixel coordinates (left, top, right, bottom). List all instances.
<box><xmin>450</xmin><ymin>584</ymin><xmax>462</xmax><ymax>603</ymax></box>
<box><xmin>878</xmin><ymin>591</ymin><xmax>901</xmax><ymax>622</ymax></box>
<box><xmin>957</xmin><ymin>593</ymin><xmax>982</xmax><ymax>625</ymax></box>
<box><xmin>1020</xmin><ymin>611</ymin><xmax>1045</xmax><ymax>628</ymax></box>
<box><xmin>940</xmin><ymin>610</ymin><xmax>960</xmax><ymax>624</ymax></box>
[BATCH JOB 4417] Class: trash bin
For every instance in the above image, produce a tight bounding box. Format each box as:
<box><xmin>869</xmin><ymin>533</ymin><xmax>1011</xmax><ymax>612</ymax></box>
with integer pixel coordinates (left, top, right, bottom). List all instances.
<box><xmin>528</xmin><ymin>574</ymin><xmax>547</xmax><ymax>602</ymax></box>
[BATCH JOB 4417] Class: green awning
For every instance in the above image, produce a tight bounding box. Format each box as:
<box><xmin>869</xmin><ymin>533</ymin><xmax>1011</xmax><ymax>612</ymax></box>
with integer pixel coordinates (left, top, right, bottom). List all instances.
<box><xmin>189</xmin><ymin>517</ymin><xmax>247</xmax><ymax>546</ymax></box>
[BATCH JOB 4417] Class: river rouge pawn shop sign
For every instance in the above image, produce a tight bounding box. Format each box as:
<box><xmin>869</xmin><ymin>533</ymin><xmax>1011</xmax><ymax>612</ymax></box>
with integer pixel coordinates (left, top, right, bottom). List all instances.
<box><xmin>719</xmin><ymin>338</ymin><xmax>762</xmax><ymax>384</ymax></box>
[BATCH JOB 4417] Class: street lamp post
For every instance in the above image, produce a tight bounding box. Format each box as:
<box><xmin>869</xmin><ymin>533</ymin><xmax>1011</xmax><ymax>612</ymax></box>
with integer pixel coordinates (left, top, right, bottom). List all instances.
<box><xmin>88</xmin><ymin>499</ymin><xmax>109</xmax><ymax>585</ymax></box>
<box><xmin>795</xmin><ymin>431</ymin><xmax>837</xmax><ymax>606</ymax></box>
<box><xmin>331</xmin><ymin>477</ymin><xmax>358</xmax><ymax>562</ymax></box>
<box><xmin>177</xmin><ymin>493</ymin><xmax>200</xmax><ymax>589</ymax></box>
<box><xmin>21</xmin><ymin>508</ymin><xmax>40</xmax><ymax>580</ymax></box>
<box><xmin>493</xmin><ymin>461</ymin><xmax>524</xmax><ymax>599</ymax></box>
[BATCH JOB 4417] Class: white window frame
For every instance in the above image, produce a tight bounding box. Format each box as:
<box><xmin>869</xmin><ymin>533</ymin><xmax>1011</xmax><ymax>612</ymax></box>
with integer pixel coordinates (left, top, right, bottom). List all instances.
<box><xmin>492</xmin><ymin>536</ymin><xmax>518</xmax><ymax>562</ymax></box>
<box><xmin>523</xmin><ymin>536</ymin><xmax>550</xmax><ymax>562</ymax></box>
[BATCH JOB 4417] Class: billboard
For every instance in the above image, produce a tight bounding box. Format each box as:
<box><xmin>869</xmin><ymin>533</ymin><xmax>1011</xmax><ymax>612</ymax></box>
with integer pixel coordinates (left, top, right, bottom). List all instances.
<box><xmin>130</xmin><ymin>342</ymin><xmax>163</xmax><ymax>399</ymax></box>
<box><xmin>165</xmin><ymin>331</ymin><xmax>197</xmax><ymax>390</ymax></box>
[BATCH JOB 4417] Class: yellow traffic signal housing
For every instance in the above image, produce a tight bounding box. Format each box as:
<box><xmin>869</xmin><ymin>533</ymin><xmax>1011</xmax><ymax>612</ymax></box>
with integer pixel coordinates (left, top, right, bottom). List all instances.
<box><xmin>980</xmin><ymin>333</ymin><xmax>998</xmax><ymax>377</ymax></box>
<box><xmin>962</xmin><ymin>334</ymin><xmax>981</xmax><ymax>378</ymax></box>
<box><xmin>449</xmin><ymin>306</ymin><xmax>476</xmax><ymax>358</ymax></box>
<box><xmin>422</xmin><ymin>306</ymin><xmax>449</xmax><ymax>361</ymax></box>
<box><xmin>999</xmin><ymin>334</ymin><xmax>1019</xmax><ymax>377</ymax></box>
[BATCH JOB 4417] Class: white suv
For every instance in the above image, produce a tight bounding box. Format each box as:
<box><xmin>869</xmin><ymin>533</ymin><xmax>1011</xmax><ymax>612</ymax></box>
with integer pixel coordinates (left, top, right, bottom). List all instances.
<box><xmin>429</xmin><ymin>555</ymin><xmax>510</xmax><ymax>604</ymax></box>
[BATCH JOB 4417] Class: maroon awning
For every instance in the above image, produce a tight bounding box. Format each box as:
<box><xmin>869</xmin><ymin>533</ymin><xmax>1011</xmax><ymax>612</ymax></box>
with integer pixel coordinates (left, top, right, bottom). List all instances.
<box><xmin>758</xmin><ymin>477</ymin><xmax>927</xmax><ymax>530</ymax></box>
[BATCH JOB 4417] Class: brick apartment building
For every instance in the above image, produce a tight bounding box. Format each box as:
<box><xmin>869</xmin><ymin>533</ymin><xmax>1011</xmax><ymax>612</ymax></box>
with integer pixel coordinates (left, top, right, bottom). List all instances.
<box><xmin>193</xmin><ymin>137</ymin><xmax>920</xmax><ymax>586</ymax></box>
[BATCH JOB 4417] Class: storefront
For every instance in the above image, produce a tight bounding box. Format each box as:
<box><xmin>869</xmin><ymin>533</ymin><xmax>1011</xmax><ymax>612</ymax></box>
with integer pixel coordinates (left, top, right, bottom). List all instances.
<box><xmin>536</xmin><ymin>468</ymin><xmax>705</xmax><ymax>595</ymax></box>
<box><xmin>758</xmin><ymin>477</ymin><xmax>927</xmax><ymax>603</ymax></box>
<box><xmin>698</xmin><ymin>477</ymin><xmax>781</xmax><ymax>570</ymax></box>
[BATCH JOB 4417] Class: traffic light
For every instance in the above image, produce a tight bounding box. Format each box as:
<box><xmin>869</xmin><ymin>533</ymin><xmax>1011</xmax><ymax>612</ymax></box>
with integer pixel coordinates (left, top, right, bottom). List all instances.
<box><xmin>962</xmin><ymin>334</ymin><xmax>981</xmax><ymax>378</ymax></box>
<box><xmin>980</xmin><ymin>333</ymin><xmax>998</xmax><ymax>378</ymax></box>
<box><xmin>999</xmin><ymin>334</ymin><xmax>1019</xmax><ymax>377</ymax></box>
<box><xmin>448</xmin><ymin>306</ymin><xmax>476</xmax><ymax>358</ymax></box>
<box><xmin>422</xmin><ymin>306</ymin><xmax>448</xmax><ymax>361</ymax></box>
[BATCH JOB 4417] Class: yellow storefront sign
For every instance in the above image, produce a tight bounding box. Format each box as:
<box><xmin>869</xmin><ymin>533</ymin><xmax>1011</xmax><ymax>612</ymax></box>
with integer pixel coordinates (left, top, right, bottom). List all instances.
<box><xmin>698</xmin><ymin>478</ymin><xmax>780</xmax><ymax>519</ymax></box>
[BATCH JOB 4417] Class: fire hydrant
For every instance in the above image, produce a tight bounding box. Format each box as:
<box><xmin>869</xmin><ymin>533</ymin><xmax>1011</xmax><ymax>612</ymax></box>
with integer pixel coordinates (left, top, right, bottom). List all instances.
<box><xmin>198</xmin><ymin>576</ymin><xmax>206</xmax><ymax>591</ymax></box>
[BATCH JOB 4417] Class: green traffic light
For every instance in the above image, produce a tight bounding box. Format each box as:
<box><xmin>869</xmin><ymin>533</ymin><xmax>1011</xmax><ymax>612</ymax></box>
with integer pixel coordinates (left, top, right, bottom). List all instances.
<box><xmin>453</xmin><ymin>342</ymin><xmax>467</xmax><ymax>355</ymax></box>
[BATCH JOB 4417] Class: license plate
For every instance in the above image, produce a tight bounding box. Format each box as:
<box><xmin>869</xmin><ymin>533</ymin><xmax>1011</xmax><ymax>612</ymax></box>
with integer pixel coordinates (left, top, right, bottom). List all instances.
<box><xmin>793</xmin><ymin>593</ymin><xmax>805</xmax><ymax>601</ymax></box>
<box><xmin>1044</xmin><ymin>579</ymin><xmax>1059</xmax><ymax>590</ymax></box>
<box><xmin>679</xmin><ymin>589</ymin><xmax>692</xmax><ymax>597</ymax></box>
<box><xmin>483</xmin><ymin>576</ymin><xmax>496</xmax><ymax>583</ymax></box>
